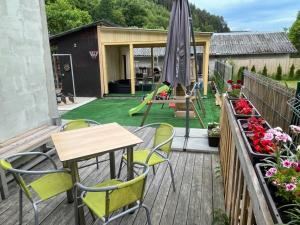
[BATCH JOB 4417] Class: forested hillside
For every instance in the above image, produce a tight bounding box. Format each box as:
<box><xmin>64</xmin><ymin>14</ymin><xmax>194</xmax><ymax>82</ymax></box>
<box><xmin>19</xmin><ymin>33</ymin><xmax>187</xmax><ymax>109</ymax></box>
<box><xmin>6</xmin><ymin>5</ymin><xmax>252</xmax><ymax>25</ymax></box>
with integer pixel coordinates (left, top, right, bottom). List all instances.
<box><xmin>46</xmin><ymin>0</ymin><xmax>230</xmax><ymax>35</ymax></box>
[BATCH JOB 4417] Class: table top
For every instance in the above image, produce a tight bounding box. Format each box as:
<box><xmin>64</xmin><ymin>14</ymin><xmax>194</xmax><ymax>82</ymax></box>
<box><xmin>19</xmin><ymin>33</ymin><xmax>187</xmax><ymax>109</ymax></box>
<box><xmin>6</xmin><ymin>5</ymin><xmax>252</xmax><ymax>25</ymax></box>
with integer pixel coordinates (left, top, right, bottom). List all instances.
<box><xmin>51</xmin><ymin>122</ymin><xmax>143</xmax><ymax>162</ymax></box>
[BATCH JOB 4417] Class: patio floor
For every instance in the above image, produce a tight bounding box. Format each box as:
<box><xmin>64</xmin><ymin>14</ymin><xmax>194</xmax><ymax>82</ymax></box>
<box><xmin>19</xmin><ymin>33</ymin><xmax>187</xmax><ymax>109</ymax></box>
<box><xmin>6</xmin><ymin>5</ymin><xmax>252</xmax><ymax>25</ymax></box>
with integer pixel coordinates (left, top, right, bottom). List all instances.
<box><xmin>0</xmin><ymin>128</ymin><xmax>224</xmax><ymax>225</ymax></box>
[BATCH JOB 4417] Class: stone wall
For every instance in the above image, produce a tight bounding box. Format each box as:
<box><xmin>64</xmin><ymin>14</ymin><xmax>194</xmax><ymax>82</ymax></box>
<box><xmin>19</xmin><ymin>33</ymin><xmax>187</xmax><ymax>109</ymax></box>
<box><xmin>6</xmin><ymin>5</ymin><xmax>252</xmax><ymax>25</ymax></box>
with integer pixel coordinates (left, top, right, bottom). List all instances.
<box><xmin>0</xmin><ymin>0</ymin><xmax>58</xmax><ymax>142</ymax></box>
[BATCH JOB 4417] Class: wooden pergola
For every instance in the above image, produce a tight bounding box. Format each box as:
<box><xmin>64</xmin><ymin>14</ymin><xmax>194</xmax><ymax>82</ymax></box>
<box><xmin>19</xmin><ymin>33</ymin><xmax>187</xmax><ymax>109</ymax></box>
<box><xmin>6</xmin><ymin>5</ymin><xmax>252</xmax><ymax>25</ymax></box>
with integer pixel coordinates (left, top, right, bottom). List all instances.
<box><xmin>97</xmin><ymin>27</ymin><xmax>212</xmax><ymax>97</ymax></box>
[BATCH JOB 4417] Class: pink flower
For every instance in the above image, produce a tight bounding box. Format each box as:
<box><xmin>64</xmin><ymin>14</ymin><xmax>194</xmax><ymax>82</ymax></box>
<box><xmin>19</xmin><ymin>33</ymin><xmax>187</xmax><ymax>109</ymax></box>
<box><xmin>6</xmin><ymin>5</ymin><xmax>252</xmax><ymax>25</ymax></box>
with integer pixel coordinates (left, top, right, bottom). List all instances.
<box><xmin>275</xmin><ymin>133</ymin><xmax>291</xmax><ymax>143</ymax></box>
<box><xmin>285</xmin><ymin>183</ymin><xmax>296</xmax><ymax>191</ymax></box>
<box><xmin>267</xmin><ymin>128</ymin><xmax>277</xmax><ymax>134</ymax></box>
<box><xmin>265</xmin><ymin>167</ymin><xmax>277</xmax><ymax>177</ymax></box>
<box><xmin>291</xmin><ymin>176</ymin><xmax>297</xmax><ymax>183</ymax></box>
<box><xmin>274</xmin><ymin>127</ymin><xmax>283</xmax><ymax>132</ymax></box>
<box><xmin>290</xmin><ymin>125</ymin><xmax>300</xmax><ymax>134</ymax></box>
<box><xmin>263</xmin><ymin>133</ymin><xmax>274</xmax><ymax>141</ymax></box>
<box><xmin>282</xmin><ymin>160</ymin><xmax>292</xmax><ymax>168</ymax></box>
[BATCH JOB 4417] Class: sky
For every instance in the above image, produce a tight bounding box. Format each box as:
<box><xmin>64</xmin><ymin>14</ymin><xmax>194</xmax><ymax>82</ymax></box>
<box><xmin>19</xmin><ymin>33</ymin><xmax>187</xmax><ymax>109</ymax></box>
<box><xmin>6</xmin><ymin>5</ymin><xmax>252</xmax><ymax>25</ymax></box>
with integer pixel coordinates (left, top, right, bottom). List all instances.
<box><xmin>193</xmin><ymin>0</ymin><xmax>300</xmax><ymax>32</ymax></box>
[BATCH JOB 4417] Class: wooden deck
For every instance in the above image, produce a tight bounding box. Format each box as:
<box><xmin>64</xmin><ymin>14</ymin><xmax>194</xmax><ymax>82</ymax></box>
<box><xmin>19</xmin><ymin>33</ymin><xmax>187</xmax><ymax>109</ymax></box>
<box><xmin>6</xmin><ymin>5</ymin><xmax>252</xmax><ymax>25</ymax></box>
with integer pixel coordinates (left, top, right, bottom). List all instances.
<box><xmin>0</xmin><ymin>128</ymin><xmax>224</xmax><ymax>225</ymax></box>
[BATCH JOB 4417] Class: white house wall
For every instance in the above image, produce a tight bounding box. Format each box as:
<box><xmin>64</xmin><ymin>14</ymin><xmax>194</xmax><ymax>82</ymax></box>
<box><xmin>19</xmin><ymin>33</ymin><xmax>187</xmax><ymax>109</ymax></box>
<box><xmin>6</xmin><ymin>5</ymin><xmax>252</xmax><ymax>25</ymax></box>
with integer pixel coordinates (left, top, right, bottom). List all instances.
<box><xmin>0</xmin><ymin>0</ymin><xmax>58</xmax><ymax>142</ymax></box>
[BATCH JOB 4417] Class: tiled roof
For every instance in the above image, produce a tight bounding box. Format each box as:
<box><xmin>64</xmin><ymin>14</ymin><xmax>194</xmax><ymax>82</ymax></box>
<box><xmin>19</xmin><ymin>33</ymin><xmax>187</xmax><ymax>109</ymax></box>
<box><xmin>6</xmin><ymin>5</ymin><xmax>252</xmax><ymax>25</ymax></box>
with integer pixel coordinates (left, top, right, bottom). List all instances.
<box><xmin>134</xmin><ymin>32</ymin><xmax>297</xmax><ymax>57</ymax></box>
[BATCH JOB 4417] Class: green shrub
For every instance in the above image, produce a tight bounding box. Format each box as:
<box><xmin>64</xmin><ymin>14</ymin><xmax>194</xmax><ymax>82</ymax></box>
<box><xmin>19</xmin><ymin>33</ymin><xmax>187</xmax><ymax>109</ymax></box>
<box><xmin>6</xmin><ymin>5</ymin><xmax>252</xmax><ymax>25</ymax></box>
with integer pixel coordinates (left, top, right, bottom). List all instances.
<box><xmin>289</xmin><ymin>64</ymin><xmax>295</xmax><ymax>79</ymax></box>
<box><xmin>250</xmin><ymin>65</ymin><xmax>256</xmax><ymax>73</ymax></box>
<box><xmin>275</xmin><ymin>64</ymin><xmax>282</xmax><ymax>80</ymax></box>
<box><xmin>262</xmin><ymin>65</ymin><xmax>268</xmax><ymax>76</ymax></box>
<box><xmin>237</xmin><ymin>66</ymin><xmax>247</xmax><ymax>81</ymax></box>
<box><xmin>296</xmin><ymin>69</ymin><xmax>300</xmax><ymax>79</ymax></box>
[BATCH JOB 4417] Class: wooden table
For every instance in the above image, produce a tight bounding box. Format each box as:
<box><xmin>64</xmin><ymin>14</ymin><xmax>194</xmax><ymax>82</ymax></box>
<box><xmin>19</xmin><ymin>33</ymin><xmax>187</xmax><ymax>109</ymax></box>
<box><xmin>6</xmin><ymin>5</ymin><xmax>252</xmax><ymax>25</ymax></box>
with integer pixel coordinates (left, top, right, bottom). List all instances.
<box><xmin>51</xmin><ymin>122</ymin><xmax>143</xmax><ymax>225</ymax></box>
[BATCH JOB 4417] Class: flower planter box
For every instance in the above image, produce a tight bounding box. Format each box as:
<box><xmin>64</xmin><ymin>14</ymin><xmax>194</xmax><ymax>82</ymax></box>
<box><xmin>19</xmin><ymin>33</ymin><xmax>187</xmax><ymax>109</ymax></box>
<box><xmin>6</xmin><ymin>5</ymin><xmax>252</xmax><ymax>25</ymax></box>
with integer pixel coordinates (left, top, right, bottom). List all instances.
<box><xmin>237</xmin><ymin>118</ymin><xmax>272</xmax><ymax>133</ymax></box>
<box><xmin>255</xmin><ymin>164</ymin><xmax>286</xmax><ymax>224</ymax></box>
<box><xmin>226</xmin><ymin>92</ymin><xmax>247</xmax><ymax>100</ymax></box>
<box><xmin>208</xmin><ymin>136</ymin><xmax>220</xmax><ymax>147</ymax></box>
<box><xmin>241</xmin><ymin>132</ymin><xmax>273</xmax><ymax>164</ymax></box>
<box><xmin>229</xmin><ymin>99</ymin><xmax>261</xmax><ymax>119</ymax></box>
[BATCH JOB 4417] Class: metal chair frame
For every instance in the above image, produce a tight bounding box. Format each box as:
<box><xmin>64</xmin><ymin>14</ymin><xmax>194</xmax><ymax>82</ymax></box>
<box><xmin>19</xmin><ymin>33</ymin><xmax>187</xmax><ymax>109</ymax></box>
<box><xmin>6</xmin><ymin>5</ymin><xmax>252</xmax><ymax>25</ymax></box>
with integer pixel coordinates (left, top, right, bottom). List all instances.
<box><xmin>75</xmin><ymin>162</ymin><xmax>152</xmax><ymax>225</ymax></box>
<box><xmin>60</xmin><ymin>119</ymin><xmax>109</xmax><ymax>169</ymax></box>
<box><xmin>117</xmin><ymin>123</ymin><xmax>176</xmax><ymax>191</ymax></box>
<box><xmin>2</xmin><ymin>152</ymin><xmax>72</xmax><ymax>225</ymax></box>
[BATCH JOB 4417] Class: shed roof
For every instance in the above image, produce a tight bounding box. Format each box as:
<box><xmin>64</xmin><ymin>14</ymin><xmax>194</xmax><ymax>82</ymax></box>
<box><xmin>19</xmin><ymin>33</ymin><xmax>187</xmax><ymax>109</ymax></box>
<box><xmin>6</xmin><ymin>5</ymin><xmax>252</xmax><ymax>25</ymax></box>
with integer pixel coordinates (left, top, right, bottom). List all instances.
<box><xmin>49</xmin><ymin>20</ymin><xmax>118</xmax><ymax>40</ymax></box>
<box><xmin>135</xmin><ymin>32</ymin><xmax>297</xmax><ymax>57</ymax></box>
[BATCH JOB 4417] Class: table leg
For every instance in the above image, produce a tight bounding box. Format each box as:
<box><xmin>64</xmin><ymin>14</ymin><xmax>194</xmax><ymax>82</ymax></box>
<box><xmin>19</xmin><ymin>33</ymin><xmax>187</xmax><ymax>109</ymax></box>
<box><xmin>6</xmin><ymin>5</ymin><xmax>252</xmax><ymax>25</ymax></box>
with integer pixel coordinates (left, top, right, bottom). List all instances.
<box><xmin>70</xmin><ymin>162</ymin><xmax>86</xmax><ymax>225</ymax></box>
<box><xmin>63</xmin><ymin>161</ymin><xmax>74</xmax><ymax>203</ymax></box>
<box><xmin>126</xmin><ymin>146</ymin><xmax>134</xmax><ymax>181</ymax></box>
<box><xmin>109</xmin><ymin>152</ymin><xmax>116</xmax><ymax>179</ymax></box>
<box><xmin>126</xmin><ymin>146</ymin><xmax>135</xmax><ymax>211</ymax></box>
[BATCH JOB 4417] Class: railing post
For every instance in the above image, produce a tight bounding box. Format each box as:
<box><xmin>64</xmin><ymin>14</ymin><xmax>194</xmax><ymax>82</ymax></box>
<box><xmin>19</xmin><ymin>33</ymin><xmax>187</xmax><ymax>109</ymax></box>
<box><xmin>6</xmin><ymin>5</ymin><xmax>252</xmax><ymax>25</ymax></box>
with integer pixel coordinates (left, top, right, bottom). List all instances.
<box><xmin>291</xmin><ymin>81</ymin><xmax>300</xmax><ymax>126</ymax></box>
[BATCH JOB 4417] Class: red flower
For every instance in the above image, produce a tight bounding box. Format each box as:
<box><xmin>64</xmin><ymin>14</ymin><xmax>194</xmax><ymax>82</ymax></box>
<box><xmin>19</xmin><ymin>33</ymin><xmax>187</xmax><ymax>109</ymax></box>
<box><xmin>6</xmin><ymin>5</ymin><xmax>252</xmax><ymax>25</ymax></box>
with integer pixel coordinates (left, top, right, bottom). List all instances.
<box><xmin>237</xmin><ymin>80</ymin><xmax>242</xmax><ymax>84</ymax></box>
<box><xmin>295</xmin><ymin>165</ymin><xmax>300</xmax><ymax>172</ymax></box>
<box><xmin>227</xmin><ymin>80</ymin><xmax>233</xmax><ymax>84</ymax></box>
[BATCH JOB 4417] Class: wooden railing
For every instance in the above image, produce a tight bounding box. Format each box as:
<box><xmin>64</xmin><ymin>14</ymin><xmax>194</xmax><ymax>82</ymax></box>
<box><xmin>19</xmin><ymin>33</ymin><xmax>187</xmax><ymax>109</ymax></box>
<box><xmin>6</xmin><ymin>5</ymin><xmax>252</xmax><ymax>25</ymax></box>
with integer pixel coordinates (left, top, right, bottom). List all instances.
<box><xmin>219</xmin><ymin>99</ymin><xmax>274</xmax><ymax>225</ymax></box>
<box><xmin>243</xmin><ymin>70</ymin><xmax>296</xmax><ymax>132</ymax></box>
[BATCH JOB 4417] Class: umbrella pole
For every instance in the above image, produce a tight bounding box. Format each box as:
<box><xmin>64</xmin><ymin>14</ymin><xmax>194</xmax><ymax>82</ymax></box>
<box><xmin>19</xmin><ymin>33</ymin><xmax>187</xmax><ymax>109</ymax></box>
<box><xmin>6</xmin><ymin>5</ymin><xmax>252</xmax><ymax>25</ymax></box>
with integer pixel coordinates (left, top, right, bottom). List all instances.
<box><xmin>185</xmin><ymin>87</ymin><xmax>190</xmax><ymax>139</ymax></box>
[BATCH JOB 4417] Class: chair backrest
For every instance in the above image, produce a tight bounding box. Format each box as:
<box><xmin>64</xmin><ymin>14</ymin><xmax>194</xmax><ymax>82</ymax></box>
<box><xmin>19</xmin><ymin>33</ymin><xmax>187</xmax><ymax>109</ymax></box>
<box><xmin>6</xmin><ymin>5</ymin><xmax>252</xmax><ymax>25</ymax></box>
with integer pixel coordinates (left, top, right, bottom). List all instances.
<box><xmin>0</xmin><ymin>159</ymin><xmax>33</xmax><ymax>201</ymax></box>
<box><xmin>153</xmin><ymin>123</ymin><xmax>174</xmax><ymax>154</ymax></box>
<box><xmin>105</xmin><ymin>163</ymin><xmax>149</xmax><ymax>217</ymax></box>
<box><xmin>61</xmin><ymin>119</ymin><xmax>100</xmax><ymax>131</ymax></box>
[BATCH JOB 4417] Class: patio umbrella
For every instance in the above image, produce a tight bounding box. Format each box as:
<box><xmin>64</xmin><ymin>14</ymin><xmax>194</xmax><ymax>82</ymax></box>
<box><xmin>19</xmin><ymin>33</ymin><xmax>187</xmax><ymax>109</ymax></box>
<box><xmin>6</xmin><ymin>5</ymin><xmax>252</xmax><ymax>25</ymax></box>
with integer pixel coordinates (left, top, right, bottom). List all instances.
<box><xmin>162</xmin><ymin>0</ymin><xmax>191</xmax><ymax>87</ymax></box>
<box><xmin>162</xmin><ymin>0</ymin><xmax>192</xmax><ymax>138</ymax></box>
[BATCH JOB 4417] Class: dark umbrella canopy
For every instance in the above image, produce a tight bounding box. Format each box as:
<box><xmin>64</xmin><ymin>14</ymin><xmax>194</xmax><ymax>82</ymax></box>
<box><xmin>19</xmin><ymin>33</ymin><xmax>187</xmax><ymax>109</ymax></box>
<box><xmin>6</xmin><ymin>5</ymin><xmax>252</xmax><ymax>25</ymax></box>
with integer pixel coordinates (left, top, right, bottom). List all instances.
<box><xmin>162</xmin><ymin>0</ymin><xmax>191</xmax><ymax>87</ymax></box>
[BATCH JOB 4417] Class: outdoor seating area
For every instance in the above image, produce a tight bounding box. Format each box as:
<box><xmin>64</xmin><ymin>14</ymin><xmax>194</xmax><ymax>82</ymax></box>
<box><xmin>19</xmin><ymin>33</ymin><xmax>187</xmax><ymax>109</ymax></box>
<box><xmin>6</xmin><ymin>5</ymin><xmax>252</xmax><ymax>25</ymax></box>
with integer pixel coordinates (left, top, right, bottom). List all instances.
<box><xmin>0</xmin><ymin>125</ymin><xmax>224</xmax><ymax>225</ymax></box>
<box><xmin>1</xmin><ymin>0</ymin><xmax>300</xmax><ymax>224</ymax></box>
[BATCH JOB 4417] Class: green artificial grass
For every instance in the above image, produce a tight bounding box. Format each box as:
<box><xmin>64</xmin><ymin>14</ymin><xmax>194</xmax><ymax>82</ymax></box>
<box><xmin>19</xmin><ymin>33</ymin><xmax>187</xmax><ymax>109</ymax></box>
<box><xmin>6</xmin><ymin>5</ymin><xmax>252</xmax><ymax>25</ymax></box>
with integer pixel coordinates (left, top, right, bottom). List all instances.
<box><xmin>105</xmin><ymin>91</ymin><xmax>150</xmax><ymax>97</ymax></box>
<box><xmin>62</xmin><ymin>90</ymin><xmax>220</xmax><ymax>128</ymax></box>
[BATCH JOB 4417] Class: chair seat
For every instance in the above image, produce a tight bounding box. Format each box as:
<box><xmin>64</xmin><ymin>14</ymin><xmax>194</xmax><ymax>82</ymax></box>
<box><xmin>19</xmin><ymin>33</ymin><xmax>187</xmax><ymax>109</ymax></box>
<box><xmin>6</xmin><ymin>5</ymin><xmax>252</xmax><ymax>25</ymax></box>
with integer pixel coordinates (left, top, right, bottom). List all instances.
<box><xmin>123</xmin><ymin>149</ymin><xmax>166</xmax><ymax>166</ymax></box>
<box><xmin>30</xmin><ymin>173</ymin><xmax>73</xmax><ymax>201</ymax></box>
<box><xmin>83</xmin><ymin>179</ymin><xmax>123</xmax><ymax>219</ymax></box>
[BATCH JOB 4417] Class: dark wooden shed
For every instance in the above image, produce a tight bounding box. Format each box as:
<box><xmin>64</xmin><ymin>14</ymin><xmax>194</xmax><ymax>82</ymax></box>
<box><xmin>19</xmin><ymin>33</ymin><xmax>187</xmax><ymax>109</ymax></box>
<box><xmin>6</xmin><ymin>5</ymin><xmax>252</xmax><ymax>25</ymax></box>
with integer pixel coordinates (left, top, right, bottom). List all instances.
<box><xmin>50</xmin><ymin>20</ymin><xmax>116</xmax><ymax>97</ymax></box>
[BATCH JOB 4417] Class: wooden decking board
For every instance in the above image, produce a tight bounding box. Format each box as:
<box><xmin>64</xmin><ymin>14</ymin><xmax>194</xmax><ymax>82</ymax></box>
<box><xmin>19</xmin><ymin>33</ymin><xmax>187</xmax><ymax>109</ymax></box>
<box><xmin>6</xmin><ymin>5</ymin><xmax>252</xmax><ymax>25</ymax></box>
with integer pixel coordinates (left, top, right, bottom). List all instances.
<box><xmin>143</xmin><ymin>153</ymin><xmax>181</xmax><ymax>225</ymax></box>
<box><xmin>187</xmin><ymin>154</ymin><xmax>204</xmax><ymax>225</ymax></box>
<box><xmin>159</xmin><ymin>153</ymin><xmax>188</xmax><ymax>225</ymax></box>
<box><xmin>212</xmin><ymin>154</ymin><xmax>225</xmax><ymax>211</ymax></box>
<box><xmin>199</xmin><ymin>154</ymin><xmax>213</xmax><ymax>225</ymax></box>
<box><xmin>0</xmin><ymin>127</ymin><xmax>225</xmax><ymax>225</ymax></box>
<box><xmin>173</xmin><ymin>153</ymin><xmax>196</xmax><ymax>225</ymax></box>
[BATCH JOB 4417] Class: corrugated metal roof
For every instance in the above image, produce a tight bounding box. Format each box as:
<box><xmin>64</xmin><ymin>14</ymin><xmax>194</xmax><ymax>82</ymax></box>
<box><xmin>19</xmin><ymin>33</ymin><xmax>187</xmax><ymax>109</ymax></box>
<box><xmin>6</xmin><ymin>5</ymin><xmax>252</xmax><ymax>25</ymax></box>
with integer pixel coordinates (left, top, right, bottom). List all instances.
<box><xmin>134</xmin><ymin>32</ymin><xmax>297</xmax><ymax>57</ymax></box>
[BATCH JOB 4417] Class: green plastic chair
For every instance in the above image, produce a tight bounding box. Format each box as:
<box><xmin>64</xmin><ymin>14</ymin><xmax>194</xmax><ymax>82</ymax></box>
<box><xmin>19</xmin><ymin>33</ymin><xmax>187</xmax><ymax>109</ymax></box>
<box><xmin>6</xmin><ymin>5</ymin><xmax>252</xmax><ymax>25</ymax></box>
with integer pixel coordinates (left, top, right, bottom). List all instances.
<box><xmin>0</xmin><ymin>152</ymin><xmax>73</xmax><ymax>225</ymax></box>
<box><xmin>75</xmin><ymin>162</ymin><xmax>151</xmax><ymax>225</ymax></box>
<box><xmin>61</xmin><ymin>119</ymin><xmax>106</xmax><ymax>169</ymax></box>
<box><xmin>117</xmin><ymin>123</ymin><xmax>176</xmax><ymax>191</ymax></box>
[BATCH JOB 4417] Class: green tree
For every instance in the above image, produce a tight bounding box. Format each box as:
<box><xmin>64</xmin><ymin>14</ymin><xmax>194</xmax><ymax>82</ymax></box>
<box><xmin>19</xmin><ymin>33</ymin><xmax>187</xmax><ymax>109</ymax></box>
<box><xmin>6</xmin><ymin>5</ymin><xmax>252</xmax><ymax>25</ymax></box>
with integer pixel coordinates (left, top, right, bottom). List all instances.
<box><xmin>275</xmin><ymin>64</ymin><xmax>282</xmax><ymax>80</ymax></box>
<box><xmin>121</xmin><ymin>0</ymin><xmax>148</xmax><ymax>27</ymax></box>
<box><xmin>250</xmin><ymin>65</ymin><xmax>256</xmax><ymax>73</ymax></box>
<box><xmin>262</xmin><ymin>65</ymin><xmax>268</xmax><ymax>76</ymax></box>
<box><xmin>93</xmin><ymin>0</ymin><xmax>126</xmax><ymax>25</ymax></box>
<box><xmin>289</xmin><ymin>64</ymin><xmax>295</xmax><ymax>79</ymax></box>
<box><xmin>289</xmin><ymin>11</ymin><xmax>300</xmax><ymax>55</ymax></box>
<box><xmin>296</xmin><ymin>69</ymin><xmax>300</xmax><ymax>79</ymax></box>
<box><xmin>46</xmin><ymin>0</ymin><xmax>92</xmax><ymax>35</ymax></box>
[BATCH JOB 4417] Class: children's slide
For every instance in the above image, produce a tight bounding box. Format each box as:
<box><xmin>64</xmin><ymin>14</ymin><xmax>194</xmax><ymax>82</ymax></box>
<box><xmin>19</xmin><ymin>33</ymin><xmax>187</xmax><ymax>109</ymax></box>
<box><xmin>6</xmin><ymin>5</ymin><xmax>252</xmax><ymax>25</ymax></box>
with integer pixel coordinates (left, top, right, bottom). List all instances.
<box><xmin>128</xmin><ymin>85</ymin><xmax>170</xmax><ymax>116</ymax></box>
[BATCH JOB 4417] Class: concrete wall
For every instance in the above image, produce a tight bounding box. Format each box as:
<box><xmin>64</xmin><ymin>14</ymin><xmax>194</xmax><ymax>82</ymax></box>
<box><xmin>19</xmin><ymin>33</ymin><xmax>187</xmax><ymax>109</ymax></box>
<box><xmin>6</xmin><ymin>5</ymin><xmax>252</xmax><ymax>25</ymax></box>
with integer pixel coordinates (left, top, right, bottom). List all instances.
<box><xmin>0</xmin><ymin>0</ymin><xmax>58</xmax><ymax>142</ymax></box>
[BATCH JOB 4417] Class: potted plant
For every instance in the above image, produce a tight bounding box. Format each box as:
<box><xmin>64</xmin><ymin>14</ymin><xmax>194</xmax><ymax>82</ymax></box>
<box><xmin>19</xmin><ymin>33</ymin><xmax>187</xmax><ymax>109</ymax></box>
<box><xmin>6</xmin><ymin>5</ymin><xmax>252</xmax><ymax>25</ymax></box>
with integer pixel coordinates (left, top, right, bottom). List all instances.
<box><xmin>208</xmin><ymin>122</ymin><xmax>220</xmax><ymax>147</ymax></box>
<box><xmin>226</xmin><ymin>79</ymin><xmax>245</xmax><ymax>99</ymax></box>
<box><xmin>256</xmin><ymin>149</ymin><xmax>300</xmax><ymax>224</ymax></box>
<box><xmin>237</xmin><ymin>116</ymin><xmax>271</xmax><ymax>133</ymax></box>
<box><xmin>242</xmin><ymin>126</ymin><xmax>292</xmax><ymax>164</ymax></box>
<box><xmin>229</xmin><ymin>98</ymin><xmax>260</xmax><ymax>118</ymax></box>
